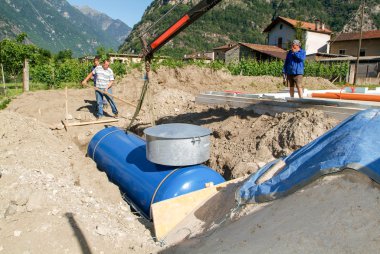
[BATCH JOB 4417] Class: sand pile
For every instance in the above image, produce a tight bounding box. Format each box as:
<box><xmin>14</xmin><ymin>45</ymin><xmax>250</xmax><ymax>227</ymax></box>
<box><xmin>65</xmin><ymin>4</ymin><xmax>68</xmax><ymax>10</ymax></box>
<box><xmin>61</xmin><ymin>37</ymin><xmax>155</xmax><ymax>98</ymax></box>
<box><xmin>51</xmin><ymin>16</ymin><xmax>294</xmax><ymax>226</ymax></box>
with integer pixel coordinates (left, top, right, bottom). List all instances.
<box><xmin>164</xmin><ymin>170</ymin><xmax>380</xmax><ymax>253</ymax></box>
<box><xmin>0</xmin><ymin>111</ymin><xmax>161</xmax><ymax>254</ymax></box>
<box><xmin>149</xmin><ymin>65</ymin><xmax>337</xmax><ymax>94</ymax></box>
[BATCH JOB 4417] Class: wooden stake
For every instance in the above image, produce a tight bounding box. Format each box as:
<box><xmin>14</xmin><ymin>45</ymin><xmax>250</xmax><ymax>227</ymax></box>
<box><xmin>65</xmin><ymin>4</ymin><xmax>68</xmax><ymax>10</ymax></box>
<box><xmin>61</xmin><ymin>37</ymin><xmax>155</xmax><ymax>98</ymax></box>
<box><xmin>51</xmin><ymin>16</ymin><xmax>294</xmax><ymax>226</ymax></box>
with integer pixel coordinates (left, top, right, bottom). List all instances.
<box><xmin>1</xmin><ymin>63</ymin><xmax>5</xmax><ymax>95</ymax></box>
<box><xmin>23</xmin><ymin>59</ymin><xmax>29</xmax><ymax>92</ymax></box>
<box><xmin>65</xmin><ymin>86</ymin><xmax>69</xmax><ymax>119</ymax></box>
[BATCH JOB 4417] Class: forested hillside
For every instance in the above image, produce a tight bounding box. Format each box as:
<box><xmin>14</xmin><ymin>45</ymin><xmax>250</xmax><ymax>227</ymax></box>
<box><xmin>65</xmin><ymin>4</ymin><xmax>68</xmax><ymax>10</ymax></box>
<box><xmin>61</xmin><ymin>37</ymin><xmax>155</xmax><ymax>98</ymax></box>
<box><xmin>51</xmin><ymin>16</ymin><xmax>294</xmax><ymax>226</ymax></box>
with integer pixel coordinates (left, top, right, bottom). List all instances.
<box><xmin>0</xmin><ymin>0</ymin><xmax>131</xmax><ymax>56</ymax></box>
<box><xmin>120</xmin><ymin>0</ymin><xmax>380</xmax><ymax>58</ymax></box>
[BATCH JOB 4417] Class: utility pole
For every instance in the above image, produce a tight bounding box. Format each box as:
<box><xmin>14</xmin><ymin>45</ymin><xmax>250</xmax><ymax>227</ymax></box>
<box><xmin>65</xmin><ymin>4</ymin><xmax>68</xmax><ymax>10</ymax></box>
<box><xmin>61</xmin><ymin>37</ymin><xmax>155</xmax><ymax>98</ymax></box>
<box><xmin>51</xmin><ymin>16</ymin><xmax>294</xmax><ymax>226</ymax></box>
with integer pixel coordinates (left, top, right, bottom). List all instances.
<box><xmin>353</xmin><ymin>1</ymin><xmax>365</xmax><ymax>86</ymax></box>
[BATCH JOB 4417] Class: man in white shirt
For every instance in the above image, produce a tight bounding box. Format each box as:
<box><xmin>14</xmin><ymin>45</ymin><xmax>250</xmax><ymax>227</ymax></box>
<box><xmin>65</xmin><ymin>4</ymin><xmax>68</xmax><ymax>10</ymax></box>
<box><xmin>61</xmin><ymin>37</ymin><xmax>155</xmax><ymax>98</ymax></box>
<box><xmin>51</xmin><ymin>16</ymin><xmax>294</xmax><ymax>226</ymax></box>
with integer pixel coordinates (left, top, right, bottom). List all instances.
<box><xmin>82</xmin><ymin>59</ymin><xmax>118</xmax><ymax>119</ymax></box>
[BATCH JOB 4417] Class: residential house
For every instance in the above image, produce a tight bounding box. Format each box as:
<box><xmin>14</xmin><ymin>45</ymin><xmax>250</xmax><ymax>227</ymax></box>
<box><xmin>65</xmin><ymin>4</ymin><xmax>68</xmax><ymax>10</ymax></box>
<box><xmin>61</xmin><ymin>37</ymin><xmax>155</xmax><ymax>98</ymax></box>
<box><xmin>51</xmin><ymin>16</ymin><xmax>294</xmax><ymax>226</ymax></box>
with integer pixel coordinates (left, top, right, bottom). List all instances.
<box><xmin>224</xmin><ymin>43</ymin><xmax>286</xmax><ymax>64</ymax></box>
<box><xmin>183</xmin><ymin>52</ymin><xmax>213</xmax><ymax>63</ymax></box>
<box><xmin>263</xmin><ymin>16</ymin><xmax>332</xmax><ymax>55</ymax></box>
<box><xmin>78</xmin><ymin>55</ymin><xmax>95</xmax><ymax>63</ymax></box>
<box><xmin>306</xmin><ymin>52</ymin><xmax>349</xmax><ymax>61</ymax></box>
<box><xmin>329</xmin><ymin>30</ymin><xmax>380</xmax><ymax>57</ymax></box>
<box><xmin>108</xmin><ymin>53</ymin><xmax>142</xmax><ymax>64</ymax></box>
<box><xmin>319</xmin><ymin>56</ymin><xmax>380</xmax><ymax>84</ymax></box>
<box><xmin>213</xmin><ymin>43</ymin><xmax>236</xmax><ymax>61</ymax></box>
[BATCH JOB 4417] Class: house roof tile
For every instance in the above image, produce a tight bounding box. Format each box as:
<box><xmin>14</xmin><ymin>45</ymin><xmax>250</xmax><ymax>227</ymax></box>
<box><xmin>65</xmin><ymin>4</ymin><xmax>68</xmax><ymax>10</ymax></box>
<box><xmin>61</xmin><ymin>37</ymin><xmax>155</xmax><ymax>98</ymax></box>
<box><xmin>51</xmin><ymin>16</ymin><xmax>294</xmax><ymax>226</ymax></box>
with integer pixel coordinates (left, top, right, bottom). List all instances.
<box><xmin>332</xmin><ymin>30</ymin><xmax>380</xmax><ymax>41</ymax></box>
<box><xmin>263</xmin><ymin>16</ymin><xmax>332</xmax><ymax>34</ymax></box>
<box><xmin>213</xmin><ymin>43</ymin><xmax>237</xmax><ymax>51</ymax></box>
<box><xmin>238</xmin><ymin>43</ymin><xmax>287</xmax><ymax>60</ymax></box>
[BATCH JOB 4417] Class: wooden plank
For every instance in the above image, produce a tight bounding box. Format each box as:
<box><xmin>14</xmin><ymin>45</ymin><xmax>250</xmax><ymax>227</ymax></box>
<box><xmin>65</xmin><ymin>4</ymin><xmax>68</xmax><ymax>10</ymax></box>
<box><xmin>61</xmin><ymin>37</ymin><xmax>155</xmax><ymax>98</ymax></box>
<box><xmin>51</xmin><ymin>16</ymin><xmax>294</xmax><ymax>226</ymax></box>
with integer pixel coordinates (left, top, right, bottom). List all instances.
<box><xmin>63</xmin><ymin>118</ymin><xmax>119</xmax><ymax>127</ymax></box>
<box><xmin>256</xmin><ymin>160</ymin><xmax>285</xmax><ymax>185</ymax></box>
<box><xmin>151</xmin><ymin>178</ymin><xmax>244</xmax><ymax>244</ymax></box>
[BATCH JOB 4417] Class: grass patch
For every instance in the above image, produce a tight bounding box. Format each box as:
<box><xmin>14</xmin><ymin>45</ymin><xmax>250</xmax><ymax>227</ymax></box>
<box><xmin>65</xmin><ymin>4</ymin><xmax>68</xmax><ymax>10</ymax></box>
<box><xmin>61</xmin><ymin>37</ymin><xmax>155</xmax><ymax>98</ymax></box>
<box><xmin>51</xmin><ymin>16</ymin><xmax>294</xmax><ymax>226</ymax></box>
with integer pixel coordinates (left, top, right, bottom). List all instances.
<box><xmin>0</xmin><ymin>97</ymin><xmax>11</xmax><ymax>110</ymax></box>
<box><xmin>0</xmin><ymin>81</ymin><xmax>83</xmax><ymax>110</ymax></box>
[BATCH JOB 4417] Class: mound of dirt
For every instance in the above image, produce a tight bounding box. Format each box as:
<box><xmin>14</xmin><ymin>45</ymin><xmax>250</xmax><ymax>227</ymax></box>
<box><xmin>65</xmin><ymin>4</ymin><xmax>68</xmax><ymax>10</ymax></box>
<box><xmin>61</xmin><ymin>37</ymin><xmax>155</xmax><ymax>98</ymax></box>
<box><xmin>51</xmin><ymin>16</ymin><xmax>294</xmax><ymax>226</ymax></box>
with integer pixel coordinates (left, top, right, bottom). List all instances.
<box><xmin>0</xmin><ymin>111</ymin><xmax>161</xmax><ymax>254</ymax></box>
<box><xmin>164</xmin><ymin>170</ymin><xmax>380</xmax><ymax>254</ymax></box>
<box><xmin>208</xmin><ymin>109</ymin><xmax>338</xmax><ymax>179</ymax></box>
<box><xmin>148</xmin><ymin>66</ymin><xmax>337</xmax><ymax>95</ymax></box>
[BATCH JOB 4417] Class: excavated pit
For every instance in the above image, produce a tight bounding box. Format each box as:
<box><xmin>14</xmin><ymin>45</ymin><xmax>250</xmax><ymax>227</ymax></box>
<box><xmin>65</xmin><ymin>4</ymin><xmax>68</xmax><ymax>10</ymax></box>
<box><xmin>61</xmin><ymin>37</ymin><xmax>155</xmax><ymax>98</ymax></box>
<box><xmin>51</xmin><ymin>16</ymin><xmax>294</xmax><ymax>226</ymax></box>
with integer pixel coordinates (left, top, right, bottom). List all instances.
<box><xmin>3</xmin><ymin>67</ymin><xmax>377</xmax><ymax>253</ymax></box>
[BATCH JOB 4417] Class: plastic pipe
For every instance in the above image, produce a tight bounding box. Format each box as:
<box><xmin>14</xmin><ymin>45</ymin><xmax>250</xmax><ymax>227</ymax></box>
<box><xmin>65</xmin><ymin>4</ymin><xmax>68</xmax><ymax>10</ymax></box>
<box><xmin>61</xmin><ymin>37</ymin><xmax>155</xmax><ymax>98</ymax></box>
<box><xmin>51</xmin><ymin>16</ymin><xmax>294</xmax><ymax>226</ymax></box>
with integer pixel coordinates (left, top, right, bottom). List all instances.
<box><xmin>312</xmin><ymin>92</ymin><xmax>380</xmax><ymax>102</ymax></box>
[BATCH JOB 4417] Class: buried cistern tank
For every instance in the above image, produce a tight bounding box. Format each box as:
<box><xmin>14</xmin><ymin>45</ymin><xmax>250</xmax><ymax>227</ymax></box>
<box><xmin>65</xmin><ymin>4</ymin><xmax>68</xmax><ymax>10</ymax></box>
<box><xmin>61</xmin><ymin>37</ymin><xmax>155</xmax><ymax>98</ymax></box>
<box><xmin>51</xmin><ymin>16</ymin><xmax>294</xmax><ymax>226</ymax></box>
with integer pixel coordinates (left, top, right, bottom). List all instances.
<box><xmin>87</xmin><ymin>124</ymin><xmax>225</xmax><ymax>219</ymax></box>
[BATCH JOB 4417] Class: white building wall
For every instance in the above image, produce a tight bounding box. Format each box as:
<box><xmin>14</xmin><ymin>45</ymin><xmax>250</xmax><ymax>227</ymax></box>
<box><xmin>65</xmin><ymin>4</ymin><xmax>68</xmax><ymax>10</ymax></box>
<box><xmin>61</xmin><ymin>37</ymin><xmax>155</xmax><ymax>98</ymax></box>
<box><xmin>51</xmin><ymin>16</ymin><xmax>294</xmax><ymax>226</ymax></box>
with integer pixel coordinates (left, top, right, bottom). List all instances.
<box><xmin>305</xmin><ymin>31</ymin><xmax>331</xmax><ymax>55</ymax></box>
<box><xmin>267</xmin><ymin>22</ymin><xmax>295</xmax><ymax>49</ymax></box>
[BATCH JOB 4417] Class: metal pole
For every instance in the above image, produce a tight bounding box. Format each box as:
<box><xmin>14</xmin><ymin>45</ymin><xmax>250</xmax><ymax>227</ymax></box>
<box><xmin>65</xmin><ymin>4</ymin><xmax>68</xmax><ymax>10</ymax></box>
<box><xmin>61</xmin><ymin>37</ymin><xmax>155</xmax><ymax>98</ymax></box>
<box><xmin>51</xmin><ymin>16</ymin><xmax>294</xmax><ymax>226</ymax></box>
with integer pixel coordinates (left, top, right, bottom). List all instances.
<box><xmin>353</xmin><ymin>2</ymin><xmax>364</xmax><ymax>86</ymax></box>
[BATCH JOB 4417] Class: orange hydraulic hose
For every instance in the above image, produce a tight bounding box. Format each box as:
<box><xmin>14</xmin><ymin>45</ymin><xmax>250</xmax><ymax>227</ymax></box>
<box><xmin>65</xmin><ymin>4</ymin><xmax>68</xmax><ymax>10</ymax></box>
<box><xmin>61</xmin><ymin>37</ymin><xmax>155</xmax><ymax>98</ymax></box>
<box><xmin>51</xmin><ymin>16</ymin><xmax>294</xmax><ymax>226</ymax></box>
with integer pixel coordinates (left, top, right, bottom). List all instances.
<box><xmin>150</xmin><ymin>14</ymin><xmax>190</xmax><ymax>50</ymax></box>
<box><xmin>312</xmin><ymin>92</ymin><xmax>380</xmax><ymax>102</ymax></box>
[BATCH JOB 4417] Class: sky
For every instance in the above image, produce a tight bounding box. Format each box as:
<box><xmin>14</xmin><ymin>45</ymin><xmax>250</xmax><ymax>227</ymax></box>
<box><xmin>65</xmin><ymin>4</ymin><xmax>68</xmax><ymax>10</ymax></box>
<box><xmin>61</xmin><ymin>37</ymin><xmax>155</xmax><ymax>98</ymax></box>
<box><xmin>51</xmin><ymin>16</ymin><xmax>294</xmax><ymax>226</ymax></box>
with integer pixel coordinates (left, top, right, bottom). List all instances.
<box><xmin>66</xmin><ymin>0</ymin><xmax>153</xmax><ymax>27</ymax></box>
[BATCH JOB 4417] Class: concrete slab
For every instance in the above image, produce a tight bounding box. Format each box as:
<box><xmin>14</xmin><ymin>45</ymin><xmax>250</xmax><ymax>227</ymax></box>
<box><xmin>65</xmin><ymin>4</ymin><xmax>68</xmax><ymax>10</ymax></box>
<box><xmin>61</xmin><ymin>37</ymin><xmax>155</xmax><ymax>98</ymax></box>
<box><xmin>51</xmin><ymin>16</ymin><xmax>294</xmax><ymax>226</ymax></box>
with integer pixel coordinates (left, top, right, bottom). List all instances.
<box><xmin>196</xmin><ymin>91</ymin><xmax>380</xmax><ymax>121</ymax></box>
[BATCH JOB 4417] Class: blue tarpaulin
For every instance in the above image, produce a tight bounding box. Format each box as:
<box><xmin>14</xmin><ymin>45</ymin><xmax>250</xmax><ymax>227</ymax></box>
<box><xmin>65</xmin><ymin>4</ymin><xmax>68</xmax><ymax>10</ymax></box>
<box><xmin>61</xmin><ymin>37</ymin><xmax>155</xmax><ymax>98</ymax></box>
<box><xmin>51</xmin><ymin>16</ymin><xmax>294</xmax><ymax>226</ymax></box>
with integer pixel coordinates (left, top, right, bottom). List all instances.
<box><xmin>236</xmin><ymin>109</ymin><xmax>380</xmax><ymax>204</ymax></box>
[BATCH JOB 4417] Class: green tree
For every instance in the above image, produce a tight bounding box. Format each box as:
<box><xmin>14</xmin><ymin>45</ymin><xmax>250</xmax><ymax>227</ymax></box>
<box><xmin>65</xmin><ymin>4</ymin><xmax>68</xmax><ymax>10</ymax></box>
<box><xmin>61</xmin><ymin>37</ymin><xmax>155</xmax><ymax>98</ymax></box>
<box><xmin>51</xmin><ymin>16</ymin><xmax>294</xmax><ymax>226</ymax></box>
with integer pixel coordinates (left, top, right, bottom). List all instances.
<box><xmin>294</xmin><ymin>21</ymin><xmax>306</xmax><ymax>50</ymax></box>
<box><xmin>16</xmin><ymin>32</ymin><xmax>28</xmax><ymax>43</ymax></box>
<box><xmin>96</xmin><ymin>46</ymin><xmax>115</xmax><ymax>61</ymax></box>
<box><xmin>0</xmin><ymin>35</ymin><xmax>53</xmax><ymax>81</ymax></box>
<box><xmin>55</xmin><ymin>49</ymin><xmax>73</xmax><ymax>64</ymax></box>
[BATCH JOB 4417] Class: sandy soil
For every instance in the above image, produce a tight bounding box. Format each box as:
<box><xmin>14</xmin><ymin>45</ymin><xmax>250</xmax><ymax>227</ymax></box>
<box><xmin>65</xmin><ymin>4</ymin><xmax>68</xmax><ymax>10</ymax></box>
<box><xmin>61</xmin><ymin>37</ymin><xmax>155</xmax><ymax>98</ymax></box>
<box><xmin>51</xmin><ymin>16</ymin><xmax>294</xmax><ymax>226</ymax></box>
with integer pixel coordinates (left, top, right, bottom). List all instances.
<box><xmin>164</xmin><ymin>171</ymin><xmax>380</xmax><ymax>254</ymax></box>
<box><xmin>2</xmin><ymin>66</ymin><xmax>377</xmax><ymax>253</ymax></box>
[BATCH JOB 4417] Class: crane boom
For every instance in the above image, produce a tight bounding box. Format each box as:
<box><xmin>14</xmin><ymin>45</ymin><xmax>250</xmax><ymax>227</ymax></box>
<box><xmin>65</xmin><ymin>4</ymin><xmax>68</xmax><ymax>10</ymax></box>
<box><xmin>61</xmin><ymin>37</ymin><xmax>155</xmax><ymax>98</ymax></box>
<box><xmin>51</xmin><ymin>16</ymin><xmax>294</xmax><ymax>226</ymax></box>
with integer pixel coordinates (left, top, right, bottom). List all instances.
<box><xmin>141</xmin><ymin>0</ymin><xmax>222</xmax><ymax>60</ymax></box>
<box><xmin>127</xmin><ymin>0</ymin><xmax>222</xmax><ymax>131</ymax></box>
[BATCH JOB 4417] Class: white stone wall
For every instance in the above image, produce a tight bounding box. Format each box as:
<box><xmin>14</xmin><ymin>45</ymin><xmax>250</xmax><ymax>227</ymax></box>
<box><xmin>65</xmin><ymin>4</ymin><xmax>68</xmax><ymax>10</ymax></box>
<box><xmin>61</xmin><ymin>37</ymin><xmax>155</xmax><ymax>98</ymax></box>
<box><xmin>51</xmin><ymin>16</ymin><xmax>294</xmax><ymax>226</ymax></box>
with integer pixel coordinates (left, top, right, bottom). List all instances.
<box><xmin>305</xmin><ymin>31</ymin><xmax>331</xmax><ymax>55</ymax></box>
<box><xmin>267</xmin><ymin>22</ymin><xmax>296</xmax><ymax>49</ymax></box>
<box><xmin>267</xmin><ymin>22</ymin><xmax>331</xmax><ymax>55</ymax></box>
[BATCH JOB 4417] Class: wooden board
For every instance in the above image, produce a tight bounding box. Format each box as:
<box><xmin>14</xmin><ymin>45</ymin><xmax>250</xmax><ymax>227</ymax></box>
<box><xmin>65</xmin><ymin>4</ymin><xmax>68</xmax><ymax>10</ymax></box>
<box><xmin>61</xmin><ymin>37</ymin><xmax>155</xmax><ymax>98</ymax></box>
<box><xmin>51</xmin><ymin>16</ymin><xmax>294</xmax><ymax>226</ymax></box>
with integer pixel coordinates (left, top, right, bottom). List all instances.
<box><xmin>151</xmin><ymin>177</ymin><xmax>244</xmax><ymax>244</ymax></box>
<box><xmin>62</xmin><ymin>118</ymin><xmax>119</xmax><ymax>128</ymax></box>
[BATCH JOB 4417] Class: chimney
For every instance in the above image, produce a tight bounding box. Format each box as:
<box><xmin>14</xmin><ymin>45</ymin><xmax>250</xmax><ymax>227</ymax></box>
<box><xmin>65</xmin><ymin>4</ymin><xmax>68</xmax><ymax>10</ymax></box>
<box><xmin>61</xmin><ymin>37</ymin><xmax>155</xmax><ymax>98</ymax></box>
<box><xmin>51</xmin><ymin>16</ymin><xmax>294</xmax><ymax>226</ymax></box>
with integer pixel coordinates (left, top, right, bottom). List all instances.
<box><xmin>321</xmin><ymin>23</ymin><xmax>325</xmax><ymax>30</ymax></box>
<box><xmin>315</xmin><ymin>19</ymin><xmax>320</xmax><ymax>30</ymax></box>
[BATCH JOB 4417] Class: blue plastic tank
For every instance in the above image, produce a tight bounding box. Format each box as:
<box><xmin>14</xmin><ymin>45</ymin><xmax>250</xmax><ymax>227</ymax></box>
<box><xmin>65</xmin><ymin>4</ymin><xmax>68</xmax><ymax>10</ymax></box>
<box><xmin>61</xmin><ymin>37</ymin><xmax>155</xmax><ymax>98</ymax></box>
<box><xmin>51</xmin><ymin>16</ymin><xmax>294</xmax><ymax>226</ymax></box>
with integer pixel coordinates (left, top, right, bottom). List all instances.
<box><xmin>87</xmin><ymin>126</ymin><xmax>225</xmax><ymax>219</ymax></box>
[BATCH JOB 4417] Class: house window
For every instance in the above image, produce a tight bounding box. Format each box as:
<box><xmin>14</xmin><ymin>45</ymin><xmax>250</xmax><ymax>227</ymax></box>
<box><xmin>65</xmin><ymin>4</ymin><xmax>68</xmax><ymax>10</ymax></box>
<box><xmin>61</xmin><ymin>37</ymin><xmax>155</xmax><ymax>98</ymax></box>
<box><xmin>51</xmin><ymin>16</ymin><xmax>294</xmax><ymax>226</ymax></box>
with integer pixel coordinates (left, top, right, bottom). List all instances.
<box><xmin>278</xmin><ymin>37</ymin><xmax>283</xmax><ymax>48</ymax></box>
<box><xmin>280</xmin><ymin>24</ymin><xmax>283</xmax><ymax>30</ymax></box>
<box><xmin>360</xmin><ymin>48</ymin><xmax>366</xmax><ymax>56</ymax></box>
<box><xmin>339</xmin><ymin>49</ymin><xmax>346</xmax><ymax>55</ymax></box>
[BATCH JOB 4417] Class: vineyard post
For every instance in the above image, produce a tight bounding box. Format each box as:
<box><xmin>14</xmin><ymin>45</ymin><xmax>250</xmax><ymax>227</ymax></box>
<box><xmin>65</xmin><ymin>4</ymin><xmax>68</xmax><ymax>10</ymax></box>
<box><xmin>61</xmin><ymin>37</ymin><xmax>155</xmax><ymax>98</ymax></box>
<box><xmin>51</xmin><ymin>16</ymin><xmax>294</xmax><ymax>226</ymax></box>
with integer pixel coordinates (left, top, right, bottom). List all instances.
<box><xmin>1</xmin><ymin>63</ymin><xmax>5</xmax><ymax>95</ymax></box>
<box><xmin>23</xmin><ymin>59</ymin><xmax>29</xmax><ymax>92</ymax></box>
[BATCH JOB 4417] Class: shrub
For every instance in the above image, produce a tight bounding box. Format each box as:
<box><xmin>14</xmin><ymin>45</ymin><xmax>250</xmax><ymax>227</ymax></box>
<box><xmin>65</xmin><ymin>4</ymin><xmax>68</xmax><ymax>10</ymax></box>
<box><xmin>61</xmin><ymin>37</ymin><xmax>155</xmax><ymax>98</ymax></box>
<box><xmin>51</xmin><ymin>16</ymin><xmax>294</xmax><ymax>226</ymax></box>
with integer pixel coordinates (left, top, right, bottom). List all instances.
<box><xmin>110</xmin><ymin>61</ymin><xmax>127</xmax><ymax>77</ymax></box>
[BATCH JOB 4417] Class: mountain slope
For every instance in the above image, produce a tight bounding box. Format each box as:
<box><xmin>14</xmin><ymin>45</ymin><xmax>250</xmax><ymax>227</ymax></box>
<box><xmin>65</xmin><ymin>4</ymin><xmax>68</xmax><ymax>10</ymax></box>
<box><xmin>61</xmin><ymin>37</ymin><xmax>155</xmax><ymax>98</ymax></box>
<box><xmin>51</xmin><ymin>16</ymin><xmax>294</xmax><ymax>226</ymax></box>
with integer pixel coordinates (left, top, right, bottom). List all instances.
<box><xmin>0</xmin><ymin>0</ymin><xmax>130</xmax><ymax>56</ymax></box>
<box><xmin>75</xmin><ymin>5</ymin><xmax>131</xmax><ymax>45</ymax></box>
<box><xmin>120</xmin><ymin>0</ymin><xmax>380</xmax><ymax>58</ymax></box>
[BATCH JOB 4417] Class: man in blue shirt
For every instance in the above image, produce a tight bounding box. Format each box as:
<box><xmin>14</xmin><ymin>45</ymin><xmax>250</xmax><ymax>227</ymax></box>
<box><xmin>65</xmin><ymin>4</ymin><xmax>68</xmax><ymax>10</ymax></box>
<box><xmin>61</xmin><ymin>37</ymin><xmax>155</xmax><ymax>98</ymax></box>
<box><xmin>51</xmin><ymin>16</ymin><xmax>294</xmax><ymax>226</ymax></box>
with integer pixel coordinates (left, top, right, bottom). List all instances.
<box><xmin>283</xmin><ymin>40</ymin><xmax>306</xmax><ymax>98</ymax></box>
